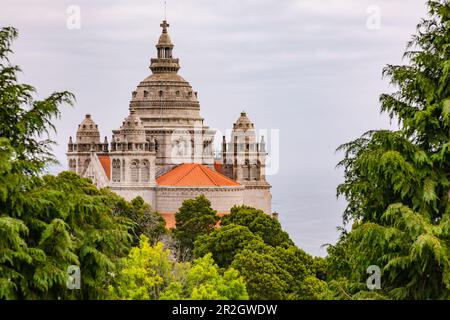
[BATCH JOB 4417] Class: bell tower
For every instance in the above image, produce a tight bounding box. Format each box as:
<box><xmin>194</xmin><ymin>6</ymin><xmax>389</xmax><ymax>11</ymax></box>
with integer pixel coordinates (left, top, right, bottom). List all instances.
<box><xmin>222</xmin><ymin>112</ymin><xmax>267</xmax><ymax>183</ymax></box>
<box><xmin>222</xmin><ymin>111</ymin><xmax>272</xmax><ymax>214</ymax></box>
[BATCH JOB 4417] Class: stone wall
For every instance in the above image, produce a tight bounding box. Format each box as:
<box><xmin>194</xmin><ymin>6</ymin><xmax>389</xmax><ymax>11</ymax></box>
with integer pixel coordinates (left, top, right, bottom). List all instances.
<box><xmin>243</xmin><ymin>186</ymin><xmax>272</xmax><ymax>214</ymax></box>
<box><xmin>111</xmin><ymin>187</ymin><xmax>157</xmax><ymax>207</ymax></box>
<box><xmin>156</xmin><ymin>186</ymin><xmax>244</xmax><ymax>213</ymax></box>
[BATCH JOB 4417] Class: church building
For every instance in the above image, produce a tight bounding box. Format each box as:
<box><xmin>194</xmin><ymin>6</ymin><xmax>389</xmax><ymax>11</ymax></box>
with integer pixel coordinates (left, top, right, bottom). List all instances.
<box><xmin>66</xmin><ymin>20</ymin><xmax>273</xmax><ymax>226</ymax></box>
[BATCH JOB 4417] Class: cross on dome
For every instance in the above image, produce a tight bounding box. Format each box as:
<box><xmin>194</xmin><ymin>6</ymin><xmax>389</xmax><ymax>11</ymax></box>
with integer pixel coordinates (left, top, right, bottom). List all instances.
<box><xmin>160</xmin><ymin>20</ymin><xmax>169</xmax><ymax>33</ymax></box>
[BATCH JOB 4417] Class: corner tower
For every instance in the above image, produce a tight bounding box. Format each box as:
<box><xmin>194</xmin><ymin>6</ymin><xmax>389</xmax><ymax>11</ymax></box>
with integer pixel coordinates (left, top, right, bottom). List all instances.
<box><xmin>67</xmin><ymin>114</ymin><xmax>108</xmax><ymax>175</ymax></box>
<box><xmin>109</xmin><ymin>111</ymin><xmax>157</xmax><ymax>204</ymax></box>
<box><xmin>222</xmin><ymin>112</ymin><xmax>272</xmax><ymax>214</ymax></box>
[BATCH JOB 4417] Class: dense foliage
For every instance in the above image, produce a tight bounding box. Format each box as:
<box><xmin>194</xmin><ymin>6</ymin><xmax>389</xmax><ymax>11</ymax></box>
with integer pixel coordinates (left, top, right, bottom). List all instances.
<box><xmin>327</xmin><ymin>0</ymin><xmax>450</xmax><ymax>299</ymax></box>
<box><xmin>0</xmin><ymin>26</ymin><xmax>137</xmax><ymax>299</ymax></box>
<box><xmin>173</xmin><ymin>195</ymin><xmax>219</xmax><ymax>260</ymax></box>
<box><xmin>118</xmin><ymin>196</ymin><xmax>166</xmax><ymax>246</ymax></box>
<box><xmin>110</xmin><ymin>235</ymin><xmax>248</xmax><ymax>300</ymax></box>
<box><xmin>193</xmin><ymin>206</ymin><xmax>329</xmax><ymax>299</ymax></box>
<box><xmin>221</xmin><ymin>205</ymin><xmax>293</xmax><ymax>247</ymax></box>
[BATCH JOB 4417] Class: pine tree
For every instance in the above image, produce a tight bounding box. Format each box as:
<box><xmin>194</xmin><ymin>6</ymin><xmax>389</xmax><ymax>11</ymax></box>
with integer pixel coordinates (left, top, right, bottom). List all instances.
<box><xmin>329</xmin><ymin>0</ymin><xmax>450</xmax><ymax>299</ymax></box>
<box><xmin>0</xmin><ymin>27</ymin><xmax>132</xmax><ymax>299</ymax></box>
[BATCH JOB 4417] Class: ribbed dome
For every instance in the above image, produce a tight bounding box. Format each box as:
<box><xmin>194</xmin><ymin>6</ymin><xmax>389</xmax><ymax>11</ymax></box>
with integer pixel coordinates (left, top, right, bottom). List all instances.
<box><xmin>132</xmin><ymin>72</ymin><xmax>199</xmax><ymax>105</ymax></box>
<box><xmin>76</xmin><ymin>114</ymin><xmax>100</xmax><ymax>143</ymax></box>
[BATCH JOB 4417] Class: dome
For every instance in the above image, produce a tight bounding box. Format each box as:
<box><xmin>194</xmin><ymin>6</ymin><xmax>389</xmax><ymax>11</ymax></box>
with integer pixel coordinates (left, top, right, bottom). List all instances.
<box><xmin>157</xmin><ymin>32</ymin><xmax>173</xmax><ymax>46</ymax></box>
<box><xmin>127</xmin><ymin>20</ymin><xmax>206</xmax><ymax>130</ymax></box>
<box><xmin>76</xmin><ymin>114</ymin><xmax>100</xmax><ymax>143</ymax></box>
<box><xmin>132</xmin><ymin>72</ymin><xmax>199</xmax><ymax>105</ymax></box>
<box><xmin>233</xmin><ymin>112</ymin><xmax>254</xmax><ymax>131</ymax></box>
<box><xmin>115</xmin><ymin>111</ymin><xmax>146</xmax><ymax>143</ymax></box>
<box><xmin>121</xmin><ymin>111</ymin><xmax>145</xmax><ymax>131</ymax></box>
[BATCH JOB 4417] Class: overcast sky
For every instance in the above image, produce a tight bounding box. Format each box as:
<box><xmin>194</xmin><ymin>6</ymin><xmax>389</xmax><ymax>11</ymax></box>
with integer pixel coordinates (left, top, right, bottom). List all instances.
<box><xmin>1</xmin><ymin>0</ymin><xmax>429</xmax><ymax>256</ymax></box>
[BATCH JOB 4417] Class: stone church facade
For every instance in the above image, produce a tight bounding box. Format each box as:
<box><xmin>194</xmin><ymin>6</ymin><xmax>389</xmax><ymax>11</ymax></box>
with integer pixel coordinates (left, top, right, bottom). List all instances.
<box><xmin>66</xmin><ymin>20</ymin><xmax>272</xmax><ymax>226</ymax></box>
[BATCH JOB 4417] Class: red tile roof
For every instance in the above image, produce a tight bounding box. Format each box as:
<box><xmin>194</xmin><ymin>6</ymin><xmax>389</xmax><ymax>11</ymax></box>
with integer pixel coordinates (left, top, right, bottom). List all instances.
<box><xmin>156</xmin><ymin>163</ymin><xmax>240</xmax><ymax>187</ymax></box>
<box><xmin>160</xmin><ymin>213</ymin><xmax>177</xmax><ymax>229</ymax></box>
<box><xmin>160</xmin><ymin>212</ymin><xmax>229</xmax><ymax>229</ymax></box>
<box><xmin>97</xmin><ymin>155</ymin><xmax>111</xmax><ymax>179</ymax></box>
<box><xmin>214</xmin><ymin>161</ymin><xmax>223</xmax><ymax>174</ymax></box>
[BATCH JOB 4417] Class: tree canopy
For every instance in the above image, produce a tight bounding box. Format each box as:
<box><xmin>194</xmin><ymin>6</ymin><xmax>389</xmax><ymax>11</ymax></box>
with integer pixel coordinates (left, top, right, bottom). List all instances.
<box><xmin>221</xmin><ymin>205</ymin><xmax>293</xmax><ymax>247</ymax></box>
<box><xmin>193</xmin><ymin>206</ymin><xmax>329</xmax><ymax>299</ymax></box>
<box><xmin>328</xmin><ymin>0</ymin><xmax>450</xmax><ymax>299</ymax></box>
<box><xmin>0</xmin><ymin>26</ymin><xmax>134</xmax><ymax>300</ymax></box>
<box><xmin>110</xmin><ymin>235</ymin><xmax>248</xmax><ymax>300</ymax></box>
<box><xmin>173</xmin><ymin>195</ymin><xmax>219</xmax><ymax>260</ymax></box>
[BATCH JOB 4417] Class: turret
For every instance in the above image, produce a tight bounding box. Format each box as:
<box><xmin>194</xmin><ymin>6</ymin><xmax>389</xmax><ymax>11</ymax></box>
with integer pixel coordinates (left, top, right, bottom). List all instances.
<box><xmin>110</xmin><ymin>111</ymin><xmax>156</xmax><ymax>186</ymax></box>
<box><xmin>67</xmin><ymin>114</ymin><xmax>108</xmax><ymax>175</ymax></box>
<box><xmin>223</xmin><ymin>111</ymin><xmax>266</xmax><ymax>182</ymax></box>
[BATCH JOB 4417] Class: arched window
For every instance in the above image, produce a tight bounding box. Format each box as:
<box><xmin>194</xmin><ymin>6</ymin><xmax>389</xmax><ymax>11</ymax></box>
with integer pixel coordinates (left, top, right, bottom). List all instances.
<box><xmin>250</xmin><ymin>164</ymin><xmax>259</xmax><ymax>181</ymax></box>
<box><xmin>130</xmin><ymin>160</ymin><xmax>139</xmax><ymax>182</ymax></box>
<box><xmin>69</xmin><ymin>159</ymin><xmax>76</xmax><ymax>172</ymax></box>
<box><xmin>112</xmin><ymin>159</ymin><xmax>121</xmax><ymax>182</ymax></box>
<box><xmin>256</xmin><ymin>160</ymin><xmax>262</xmax><ymax>180</ymax></box>
<box><xmin>141</xmin><ymin>160</ymin><xmax>150</xmax><ymax>182</ymax></box>
<box><xmin>244</xmin><ymin>160</ymin><xmax>250</xmax><ymax>180</ymax></box>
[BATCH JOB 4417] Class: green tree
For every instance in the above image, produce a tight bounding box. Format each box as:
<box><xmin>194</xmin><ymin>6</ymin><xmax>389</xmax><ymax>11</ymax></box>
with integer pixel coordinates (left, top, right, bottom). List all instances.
<box><xmin>328</xmin><ymin>204</ymin><xmax>450</xmax><ymax>299</ymax></box>
<box><xmin>0</xmin><ymin>170</ymin><xmax>133</xmax><ymax>299</ymax></box>
<box><xmin>110</xmin><ymin>236</ymin><xmax>248</xmax><ymax>300</ymax></box>
<box><xmin>232</xmin><ymin>241</ymin><xmax>329</xmax><ymax>300</ymax></box>
<box><xmin>116</xmin><ymin>196</ymin><xmax>166</xmax><ymax>246</ymax></box>
<box><xmin>193</xmin><ymin>205</ymin><xmax>329</xmax><ymax>299</ymax></box>
<box><xmin>0</xmin><ymin>27</ymin><xmax>74</xmax><ymax>175</ymax></box>
<box><xmin>160</xmin><ymin>253</ymin><xmax>248</xmax><ymax>300</ymax></box>
<box><xmin>173</xmin><ymin>195</ymin><xmax>219</xmax><ymax>260</ymax></box>
<box><xmin>109</xmin><ymin>235</ymin><xmax>174</xmax><ymax>300</ymax></box>
<box><xmin>0</xmin><ymin>27</ymin><xmax>133</xmax><ymax>299</ymax></box>
<box><xmin>329</xmin><ymin>0</ymin><xmax>450</xmax><ymax>299</ymax></box>
<box><xmin>221</xmin><ymin>205</ymin><xmax>293</xmax><ymax>247</ymax></box>
<box><xmin>194</xmin><ymin>224</ymin><xmax>261</xmax><ymax>267</ymax></box>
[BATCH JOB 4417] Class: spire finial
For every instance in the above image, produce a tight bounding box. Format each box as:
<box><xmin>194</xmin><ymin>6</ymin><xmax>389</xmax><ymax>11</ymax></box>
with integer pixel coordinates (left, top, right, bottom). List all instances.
<box><xmin>164</xmin><ymin>1</ymin><xmax>167</xmax><ymax>21</ymax></box>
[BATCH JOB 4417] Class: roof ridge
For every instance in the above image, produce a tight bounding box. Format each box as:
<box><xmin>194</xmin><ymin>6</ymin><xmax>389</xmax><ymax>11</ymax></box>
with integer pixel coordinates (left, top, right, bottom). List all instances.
<box><xmin>209</xmin><ymin>165</ymin><xmax>240</xmax><ymax>184</ymax></box>
<box><xmin>200</xmin><ymin>165</ymin><xmax>219</xmax><ymax>186</ymax></box>
<box><xmin>156</xmin><ymin>163</ymin><xmax>241</xmax><ymax>186</ymax></box>
<box><xmin>175</xmin><ymin>163</ymin><xmax>199</xmax><ymax>185</ymax></box>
